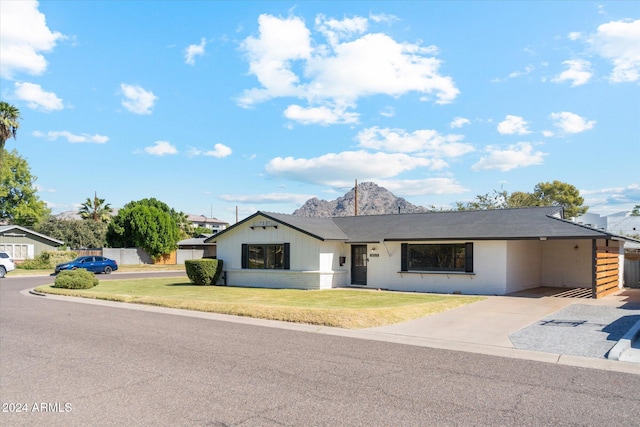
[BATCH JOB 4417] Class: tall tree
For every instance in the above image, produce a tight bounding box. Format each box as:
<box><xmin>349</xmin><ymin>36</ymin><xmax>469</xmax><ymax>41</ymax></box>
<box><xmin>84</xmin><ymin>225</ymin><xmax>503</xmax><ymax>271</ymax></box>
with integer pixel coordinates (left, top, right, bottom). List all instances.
<box><xmin>631</xmin><ymin>205</ymin><xmax>640</xmax><ymax>216</ymax></box>
<box><xmin>533</xmin><ymin>181</ymin><xmax>588</xmax><ymax>218</ymax></box>
<box><xmin>36</xmin><ymin>217</ymin><xmax>108</xmax><ymax>248</ymax></box>
<box><xmin>0</xmin><ymin>102</ymin><xmax>21</xmax><ymax>170</ymax></box>
<box><xmin>106</xmin><ymin>198</ymin><xmax>182</xmax><ymax>259</ymax></box>
<box><xmin>79</xmin><ymin>192</ymin><xmax>113</xmax><ymax>222</ymax></box>
<box><xmin>0</xmin><ymin>149</ymin><xmax>50</xmax><ymax>226</ymax></box>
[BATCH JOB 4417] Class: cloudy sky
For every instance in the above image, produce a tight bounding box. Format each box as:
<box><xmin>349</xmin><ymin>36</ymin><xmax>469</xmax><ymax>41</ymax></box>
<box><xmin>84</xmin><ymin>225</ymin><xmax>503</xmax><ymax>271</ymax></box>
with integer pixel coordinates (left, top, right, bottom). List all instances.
<box><xmin>1</xmin><ymin>1</ymin><xmax>638</xmax><ymax>224</ymax></box>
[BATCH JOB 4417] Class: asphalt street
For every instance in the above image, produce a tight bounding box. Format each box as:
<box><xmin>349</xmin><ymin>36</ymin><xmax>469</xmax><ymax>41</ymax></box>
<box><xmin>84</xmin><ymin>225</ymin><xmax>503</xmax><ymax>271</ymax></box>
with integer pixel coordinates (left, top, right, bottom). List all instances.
<box><xmin>1</xmin><ymin>274</ymin><xmax>639</xmax><ymax>426</ymax></box>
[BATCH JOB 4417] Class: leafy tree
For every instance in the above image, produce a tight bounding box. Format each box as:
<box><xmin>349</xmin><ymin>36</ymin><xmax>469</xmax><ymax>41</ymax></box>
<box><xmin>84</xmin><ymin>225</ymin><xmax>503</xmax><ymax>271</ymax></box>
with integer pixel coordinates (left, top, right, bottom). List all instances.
<box><xmin>533</xmin><ymin>181</ymin><xmax>587</xmax><ymax>218</ymax></box>
<box><xmin>631</xmin><ymin>205</ymin><xmax>640</xmax><ymax>216</ymax></box>
<box><xmin>191</xmin><ymin>226</ymin><xmax>214</xmax><ymax>237</ymax></box>
<box><xmin>0</xmin><ymin>102</ymin><xmax>21</xmax><ymax>170</ymax></box>
<box><xmin>456</xmin><ymin>190</ymin><xmax>509</xmax><ymax>210</ymax></box>
<box><xmin>79</xmin><ymin>192</ymin><xmax>113</xmax><ymax>222</ymax></box>
<box><xmin>0</xmin><ymin>149</ymin><xmax>50</xmax><ymax>226</ymax></box>
<box><xmin>457</xmin><ymin>181</ymin><xmax>588</xmax><ymax>218</ymax></box>
<box><xmin>106</xmin><ymin>198</ymin><xmax>182</xmax><ymax>259</ymax></box>
<box><xmin>36</xmin><ymin>217</ymin><xmax>108</xmax><ymax>248</ymax></box>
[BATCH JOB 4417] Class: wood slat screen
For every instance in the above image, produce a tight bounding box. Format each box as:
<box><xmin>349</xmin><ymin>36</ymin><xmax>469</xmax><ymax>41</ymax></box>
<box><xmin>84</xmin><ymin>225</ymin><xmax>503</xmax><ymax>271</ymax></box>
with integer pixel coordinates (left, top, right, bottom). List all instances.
<box><xmin>153</xmin><ymin>251</ymin><xmax>177</xmax><ymax>265</ymax></box>
<box><xmin>594</xmin><ymin>242</ymin><xmax>620</xmax><ymax>299</ymax></box>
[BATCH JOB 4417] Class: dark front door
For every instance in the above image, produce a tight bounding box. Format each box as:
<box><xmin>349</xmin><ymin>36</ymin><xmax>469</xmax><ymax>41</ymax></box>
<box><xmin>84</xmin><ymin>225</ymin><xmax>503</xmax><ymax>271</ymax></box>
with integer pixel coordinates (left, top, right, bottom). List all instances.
<box><xmin>351</xmin><ymin>245</ymin><xmax>367</xmax><ymax>285</ymax></box>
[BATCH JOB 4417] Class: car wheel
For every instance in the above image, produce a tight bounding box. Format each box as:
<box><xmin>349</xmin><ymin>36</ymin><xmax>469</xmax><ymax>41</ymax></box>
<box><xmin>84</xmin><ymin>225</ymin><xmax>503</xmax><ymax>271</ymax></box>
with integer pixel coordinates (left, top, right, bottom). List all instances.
<box><xmin>104</xmin><ymin>266</ymin><xmax>112</xmax><ymax>274</ymax></box>
<box><xmin>71</xmin><ymin>267</ymin><xmax>78</xmax><ymax>270</ymax></box>
<box><xmin>0</xmin><ymin>267</ymin><xmax>5</xmax><ymax>278</ymax></box>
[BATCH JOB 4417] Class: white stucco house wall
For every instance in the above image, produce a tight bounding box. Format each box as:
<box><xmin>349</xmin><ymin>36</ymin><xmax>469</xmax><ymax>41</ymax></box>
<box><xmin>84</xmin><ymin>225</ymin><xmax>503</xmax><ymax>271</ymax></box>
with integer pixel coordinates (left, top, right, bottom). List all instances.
<box><xmin>208</xmin><ymin>207</ymin><xmax>636</xmax><ymax>298</ymax></box>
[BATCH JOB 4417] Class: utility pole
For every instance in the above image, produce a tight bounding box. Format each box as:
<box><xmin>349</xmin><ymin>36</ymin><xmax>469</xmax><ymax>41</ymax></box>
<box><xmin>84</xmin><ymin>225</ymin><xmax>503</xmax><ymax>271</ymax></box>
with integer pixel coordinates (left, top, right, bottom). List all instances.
<box><xmin>354</xmin><ymin>179</ymin><xmax>358</xmax><ymax>216</ymax></box>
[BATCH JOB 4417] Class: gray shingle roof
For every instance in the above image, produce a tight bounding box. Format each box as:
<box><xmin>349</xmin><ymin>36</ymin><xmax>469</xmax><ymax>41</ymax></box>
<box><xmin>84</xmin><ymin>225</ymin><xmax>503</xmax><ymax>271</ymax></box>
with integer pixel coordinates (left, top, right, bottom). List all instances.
<box><xmin>208</xmin><ymin>207</ymin><xmax>635</xmax><ymax>243</ymax></box>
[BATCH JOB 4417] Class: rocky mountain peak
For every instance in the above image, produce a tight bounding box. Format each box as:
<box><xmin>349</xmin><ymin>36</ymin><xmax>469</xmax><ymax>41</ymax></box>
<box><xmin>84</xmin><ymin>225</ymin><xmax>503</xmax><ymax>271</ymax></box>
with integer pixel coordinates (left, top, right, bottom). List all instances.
<box><xmin>292</xmin><ymin>182</ymin><xmax>427</xmax><ymax>217</ymax></box>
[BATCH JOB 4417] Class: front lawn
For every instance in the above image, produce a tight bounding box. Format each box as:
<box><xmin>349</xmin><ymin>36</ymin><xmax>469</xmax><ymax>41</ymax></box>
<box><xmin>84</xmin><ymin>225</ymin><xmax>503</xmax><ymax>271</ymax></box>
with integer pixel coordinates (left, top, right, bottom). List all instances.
<box><xmin>35</xmin><ymin>278</ymin><xmax>484</xmax><ymax>328</ymax></box>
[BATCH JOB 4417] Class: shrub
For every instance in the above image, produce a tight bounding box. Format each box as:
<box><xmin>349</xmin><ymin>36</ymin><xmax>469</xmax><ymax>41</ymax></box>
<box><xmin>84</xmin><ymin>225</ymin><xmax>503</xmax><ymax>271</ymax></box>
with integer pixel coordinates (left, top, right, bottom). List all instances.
<box><xmin>185</xmin><ymin>259</ymin><xmax>223</xmax><ymax>286</ymax></box>
<box><xmin>54</xmin><ymin>269</ymin><xmax>99</xmax><ymax>289</ymax></box>
<box><xmin>19</xmin><ymin>251</ymin><xmax>78</xmax><ymax>270</ymax></box>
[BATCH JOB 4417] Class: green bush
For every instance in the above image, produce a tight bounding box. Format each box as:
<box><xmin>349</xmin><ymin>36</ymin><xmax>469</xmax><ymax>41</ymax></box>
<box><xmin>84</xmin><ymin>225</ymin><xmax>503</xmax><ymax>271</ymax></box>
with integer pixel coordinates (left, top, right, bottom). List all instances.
<box><xmin>185</xmin><ymin>259</ymin><xmax>223</xmax><ymax>286</ymax></box>
<box><xmin>19</xmin><ymin>251</ymin><xmax>78</xmax><ymax>270</ymax></box>
<box><xmin>54</xmin><ymin>269</ymin><xmax>99</xmax><ymax>289</ymax></box>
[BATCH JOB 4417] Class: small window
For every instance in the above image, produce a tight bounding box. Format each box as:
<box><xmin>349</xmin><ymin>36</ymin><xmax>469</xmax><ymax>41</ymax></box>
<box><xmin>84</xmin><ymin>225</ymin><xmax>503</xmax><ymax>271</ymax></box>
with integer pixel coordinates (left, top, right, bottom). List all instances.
<box><xmin>401</xmin><ymin>243</ymin><xmax>473</xmax><ymax>273</ymax></box>
<box><xmin>242</xmin><ymin>243</ymin><xmax>290</xmax><ymax>270</ymax></box>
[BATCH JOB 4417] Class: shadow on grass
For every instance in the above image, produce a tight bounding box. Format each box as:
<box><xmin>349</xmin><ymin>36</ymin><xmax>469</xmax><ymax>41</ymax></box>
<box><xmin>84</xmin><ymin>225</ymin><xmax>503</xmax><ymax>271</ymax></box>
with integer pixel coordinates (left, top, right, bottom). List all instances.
<box><xmin>165</xmin><ymin>282</ymin><xmax>208</xmax><ymax>287</ymax></box>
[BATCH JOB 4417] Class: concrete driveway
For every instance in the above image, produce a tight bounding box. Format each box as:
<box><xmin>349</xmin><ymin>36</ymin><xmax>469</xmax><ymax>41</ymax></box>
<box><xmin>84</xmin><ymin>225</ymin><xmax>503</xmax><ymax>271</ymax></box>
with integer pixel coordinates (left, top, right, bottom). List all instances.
<box><xmin>364</xmin><ymin>287</ymin><xmax>640</xmax><ymax>369</ymax></box>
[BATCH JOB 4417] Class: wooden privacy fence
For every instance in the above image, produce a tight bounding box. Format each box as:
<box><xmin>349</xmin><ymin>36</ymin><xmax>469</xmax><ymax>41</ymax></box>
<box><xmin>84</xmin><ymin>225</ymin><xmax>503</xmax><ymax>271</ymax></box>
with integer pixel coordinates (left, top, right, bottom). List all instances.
<box><xmin>594</xmin><ymin>245</ymin><xmax>620</xmax><ymax>298</ymax></box>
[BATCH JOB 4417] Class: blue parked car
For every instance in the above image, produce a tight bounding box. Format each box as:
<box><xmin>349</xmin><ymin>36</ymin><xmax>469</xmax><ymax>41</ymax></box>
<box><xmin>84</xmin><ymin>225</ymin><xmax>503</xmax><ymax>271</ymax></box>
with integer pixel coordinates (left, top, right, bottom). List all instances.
<box><xmin>55</xmin><ymin>256</ymin><xmax>118</xmax><ymax>274</ymax></box>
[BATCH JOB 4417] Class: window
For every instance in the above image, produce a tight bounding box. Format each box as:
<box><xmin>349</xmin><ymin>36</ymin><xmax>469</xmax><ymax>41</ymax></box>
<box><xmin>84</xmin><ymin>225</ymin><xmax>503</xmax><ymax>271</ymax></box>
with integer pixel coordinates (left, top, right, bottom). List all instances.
<box><xmin>401</xmin><ymin>243</ymin><xmax>473</xmax><ymax>273</ymax></box>
<box><xmin>242</xmin><ymin>243</ymin><xmax>290</xmax><ymax>269</ymax></box>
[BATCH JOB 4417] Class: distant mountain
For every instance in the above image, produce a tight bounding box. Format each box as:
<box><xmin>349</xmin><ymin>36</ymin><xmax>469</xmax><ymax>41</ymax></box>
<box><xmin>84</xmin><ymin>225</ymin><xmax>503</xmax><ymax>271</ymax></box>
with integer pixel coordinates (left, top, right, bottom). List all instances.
<box><xmin>292</xmin><ymin>182</ymin><xmax>428</xmax><ymax>217</ymax></box>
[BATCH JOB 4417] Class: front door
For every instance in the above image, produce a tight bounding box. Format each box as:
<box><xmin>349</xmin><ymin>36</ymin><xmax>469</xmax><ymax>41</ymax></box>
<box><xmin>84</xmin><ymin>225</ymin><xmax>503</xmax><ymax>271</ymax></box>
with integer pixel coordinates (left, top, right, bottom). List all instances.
<box><xmin>351</xmin><ymin>245</ymin><xmax>367</xmax><ymax>285</ymax></box>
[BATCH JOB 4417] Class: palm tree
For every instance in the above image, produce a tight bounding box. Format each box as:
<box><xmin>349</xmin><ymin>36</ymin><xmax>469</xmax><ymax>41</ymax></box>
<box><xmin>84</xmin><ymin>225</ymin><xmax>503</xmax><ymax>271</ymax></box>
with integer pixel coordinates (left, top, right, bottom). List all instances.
<box><xmin>79</xmin><ymin>192</ymin><xmax>113</xmax><ymax>223</ymax></box>
<box><xmin>0</xmin><ymin>101</ymin><xmax>21</xmax><ymax>170</ymax></box>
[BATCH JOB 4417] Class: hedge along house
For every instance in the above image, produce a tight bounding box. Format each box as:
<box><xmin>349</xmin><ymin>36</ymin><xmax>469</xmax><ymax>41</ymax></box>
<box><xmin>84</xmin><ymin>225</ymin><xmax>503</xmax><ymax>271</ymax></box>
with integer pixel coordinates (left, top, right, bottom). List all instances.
<box><xmin>207</xmin><ymin>207</ymin><xmax>637</xmax><ymax>299</ymax></box>
<box><xmin>0</xmin><ymin>225</ymin><xmax>64</xmax><ymax>261</ymax></box>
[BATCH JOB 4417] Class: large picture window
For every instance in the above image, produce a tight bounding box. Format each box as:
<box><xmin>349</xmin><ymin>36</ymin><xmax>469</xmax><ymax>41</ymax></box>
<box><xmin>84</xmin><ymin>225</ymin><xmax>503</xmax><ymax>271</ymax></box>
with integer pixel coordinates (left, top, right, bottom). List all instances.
<box><xmin>242</xmin><ymin>243</ymin><xmax>290</xmax><ymax>269</ymax></box>
<box><xmin>401</xmin><ymin>243</ymin><xmax>473</xmax><ymax>273</ymax></box>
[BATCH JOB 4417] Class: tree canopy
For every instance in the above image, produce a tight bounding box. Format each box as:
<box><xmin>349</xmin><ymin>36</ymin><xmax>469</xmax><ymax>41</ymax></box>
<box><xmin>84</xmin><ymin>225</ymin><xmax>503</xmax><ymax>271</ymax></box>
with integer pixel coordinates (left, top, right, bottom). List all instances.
<box><xmin>36</xmin><ymin>217</ymin><xmax>108</xmax><ymax>249</ymax></box>
<box><xmin>106</xmin><ymin>198</ymin><xmax>184</xmax><ymax>259</ymax></box>
<box><xmin>0</xmin><ymin>149</ymin><xmax>50</xmax><ymax>226</ymax></box>
<box><xmin>0</xmin><ymin>102</ymin><xmax>21</xmax><ymax>171</ymax></box>
<box><xmin>79</xmin><ymin>193</ymin><xmax>113</xmax><ymax>222</ymax></box>
<box><xmin>456</xmin><ymin>180</ymin><xmax>588</xmax><ymax>218</ymax></box>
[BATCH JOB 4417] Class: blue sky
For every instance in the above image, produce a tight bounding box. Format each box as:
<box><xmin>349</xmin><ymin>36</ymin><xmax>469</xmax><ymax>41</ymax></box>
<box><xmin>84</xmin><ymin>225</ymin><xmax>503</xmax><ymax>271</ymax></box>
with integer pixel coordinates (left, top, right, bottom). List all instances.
<box><xmin>1</xmin><ymin>1</ymin><xmax>638</xmax><ymax>225</ymax></box>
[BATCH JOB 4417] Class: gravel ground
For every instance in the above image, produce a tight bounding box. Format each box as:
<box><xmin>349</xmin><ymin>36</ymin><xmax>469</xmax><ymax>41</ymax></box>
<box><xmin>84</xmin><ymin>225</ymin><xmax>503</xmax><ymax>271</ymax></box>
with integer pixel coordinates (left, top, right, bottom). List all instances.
<box><xmin>509</xmin><ymin>304</ymin><xmax>640</xmax><ymax>359</ymax></box>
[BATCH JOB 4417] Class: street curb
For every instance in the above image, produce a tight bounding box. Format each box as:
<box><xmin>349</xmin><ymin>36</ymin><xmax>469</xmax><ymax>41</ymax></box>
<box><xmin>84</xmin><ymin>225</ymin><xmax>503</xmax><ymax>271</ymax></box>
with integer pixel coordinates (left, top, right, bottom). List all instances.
<box><xmin>608</xmin><ymin>319</ymin><xmax>640</xmax><ymax>360</ymax></box>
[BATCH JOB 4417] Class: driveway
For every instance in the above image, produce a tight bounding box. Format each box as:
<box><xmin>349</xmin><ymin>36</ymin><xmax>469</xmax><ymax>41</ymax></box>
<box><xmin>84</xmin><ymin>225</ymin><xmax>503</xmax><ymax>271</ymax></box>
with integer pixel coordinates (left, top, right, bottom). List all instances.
<box><xmin>364</xmin><ymin>287</ymin><xmax>640</xmax><ymax>369</ymax></box>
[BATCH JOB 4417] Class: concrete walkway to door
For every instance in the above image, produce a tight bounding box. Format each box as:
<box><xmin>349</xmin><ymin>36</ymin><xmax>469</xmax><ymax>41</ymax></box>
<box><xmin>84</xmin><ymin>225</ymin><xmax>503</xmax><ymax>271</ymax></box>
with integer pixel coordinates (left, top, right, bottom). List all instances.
<box><xmin>363</xmin><ymin>287</ymin><xmax>640</xmax><ymax>372</ymax></box>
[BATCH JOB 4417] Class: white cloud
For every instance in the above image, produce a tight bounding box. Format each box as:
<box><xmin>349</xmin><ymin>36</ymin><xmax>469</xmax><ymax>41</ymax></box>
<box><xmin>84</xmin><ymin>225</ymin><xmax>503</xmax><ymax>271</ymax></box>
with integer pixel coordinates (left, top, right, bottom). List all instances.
<box><xmin>552</xmin><ymin>59</ymin><xmax>592</xmax><ymax>86</ymax></box>
<box><xmin>188</xmin><ymin>143</ymin><xmax>232</xmax><ymax>158</ymax></box>
<box><xmin>315</xmin><ymin>14</ymin><xmax>368</xmax><ymax>46</ymax></box>
<box><xmin>375</xmin><ymin>178</ymin><xmax>468</xmax><ymax>196</ymax></box>
<box><xmin>33</xmin><ymin>130</ymin><xmax>108</xmax><ymax>144</ymax></box>
<box><xmin>0</xmin><ymin>0</ymin><xmax>64</xmax><ymax>79</ymax></box>
<box><xmin>450</xmin><ymin>117</ymin><xmax>470</xmax><ymax>128</ymax></box>
<box><xmin>356</xmin><ymin>126</ymin><xmax>474</xmax><ymax>157</ymax></box>
<box><xmin>238</xmin><ymin>13</ymin><xmax>459</xmax><ymax>119</ymax></box>
<box><xmin>549</xmin><ymin>112</ymin><xmax>596</xmax><ymax>134</ymax></box>
<box><xmin>13</xmin><ymin>82</ymin><xmax>63</xmax><ymax>112</ymax></box>
<box><xmin>589</xmin><ymin>19</ymin><xmax>640</xmax><ymax>83</ymax></box>
<box><xmin>379</xmin><ymin>106</ymin><xmax>395</xmax><ymax>117</ymax></box>
<box><xmin>568</xmin><ymin>32</ymin><xmax>582</xmax><ymax>41</ymax></box>
<box><xmin>144</xmin><ymin>141</ymin><xmax>177</xmax><ymax>156</ymax></box>
<box><xmin>284</xmin><ymin>104</ymin><xmax>359</xmax><ymax>125</ymax></box>
<box><xmin>120</xmin><ymin>83</ymin><xmax>158</xmax><ymax>114</ymax></box>
<box><xmin>265</xmin><ymin>150</ymin><xmax>446</xmax><ymax>187</ymax></box>
<box><xmin>220</xmin><ymin>193</ymin><xmax>313</xmax><ymax>204</ymax></box>
<box><xmin>472</xmin><ymin>142</ymin><xmax>546</xmax><ymax>171</ymax></box>
<box><xmin>185</xmin><ymin>37</ymin><xmax>206</xmax><ymax>65</ymax></box>
<box><xmin>497</xmin><ymin>115</ymin><xmax>531</xmax><ymax>135</ymax></box>
<box><xmin>581</xmin><ymin>183</ymin><xmax>640</xmax><ymax>213</ymax></box>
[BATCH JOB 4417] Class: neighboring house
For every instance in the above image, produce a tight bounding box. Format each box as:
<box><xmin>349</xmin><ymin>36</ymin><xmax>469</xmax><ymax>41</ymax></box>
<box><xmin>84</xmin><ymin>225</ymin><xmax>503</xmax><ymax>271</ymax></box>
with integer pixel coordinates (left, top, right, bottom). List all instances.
<box><xmin>575</xmin><ymin>211</ymin><xmax>640</xmax><ymax>238</ymax></box>
<box><xmin>207</xmin><ymin>207</ymin><xmax>639</xmax><ymax>299</ymax></box>
<box><xmin>186</xmin><ymin>214</ymin><xmax>229</xmax><ymax>233</ymax></box>
<box><xmin>0</xmin><ymin>225</ymin><xmax>64</xmax><ymax>261</ymax></box>
<box><xmin>178</xmin><ymin>234</ymin><xmax>217</xmax><ymax>259</ymax></box>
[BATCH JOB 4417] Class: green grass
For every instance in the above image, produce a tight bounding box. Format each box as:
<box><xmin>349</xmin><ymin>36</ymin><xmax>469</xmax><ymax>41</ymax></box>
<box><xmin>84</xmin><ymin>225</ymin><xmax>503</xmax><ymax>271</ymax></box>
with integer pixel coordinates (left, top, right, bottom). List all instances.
<box><xmin>35</xmin><ymin>277</ymin><xmax>484</xmax><ymax>328</ymax></box>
